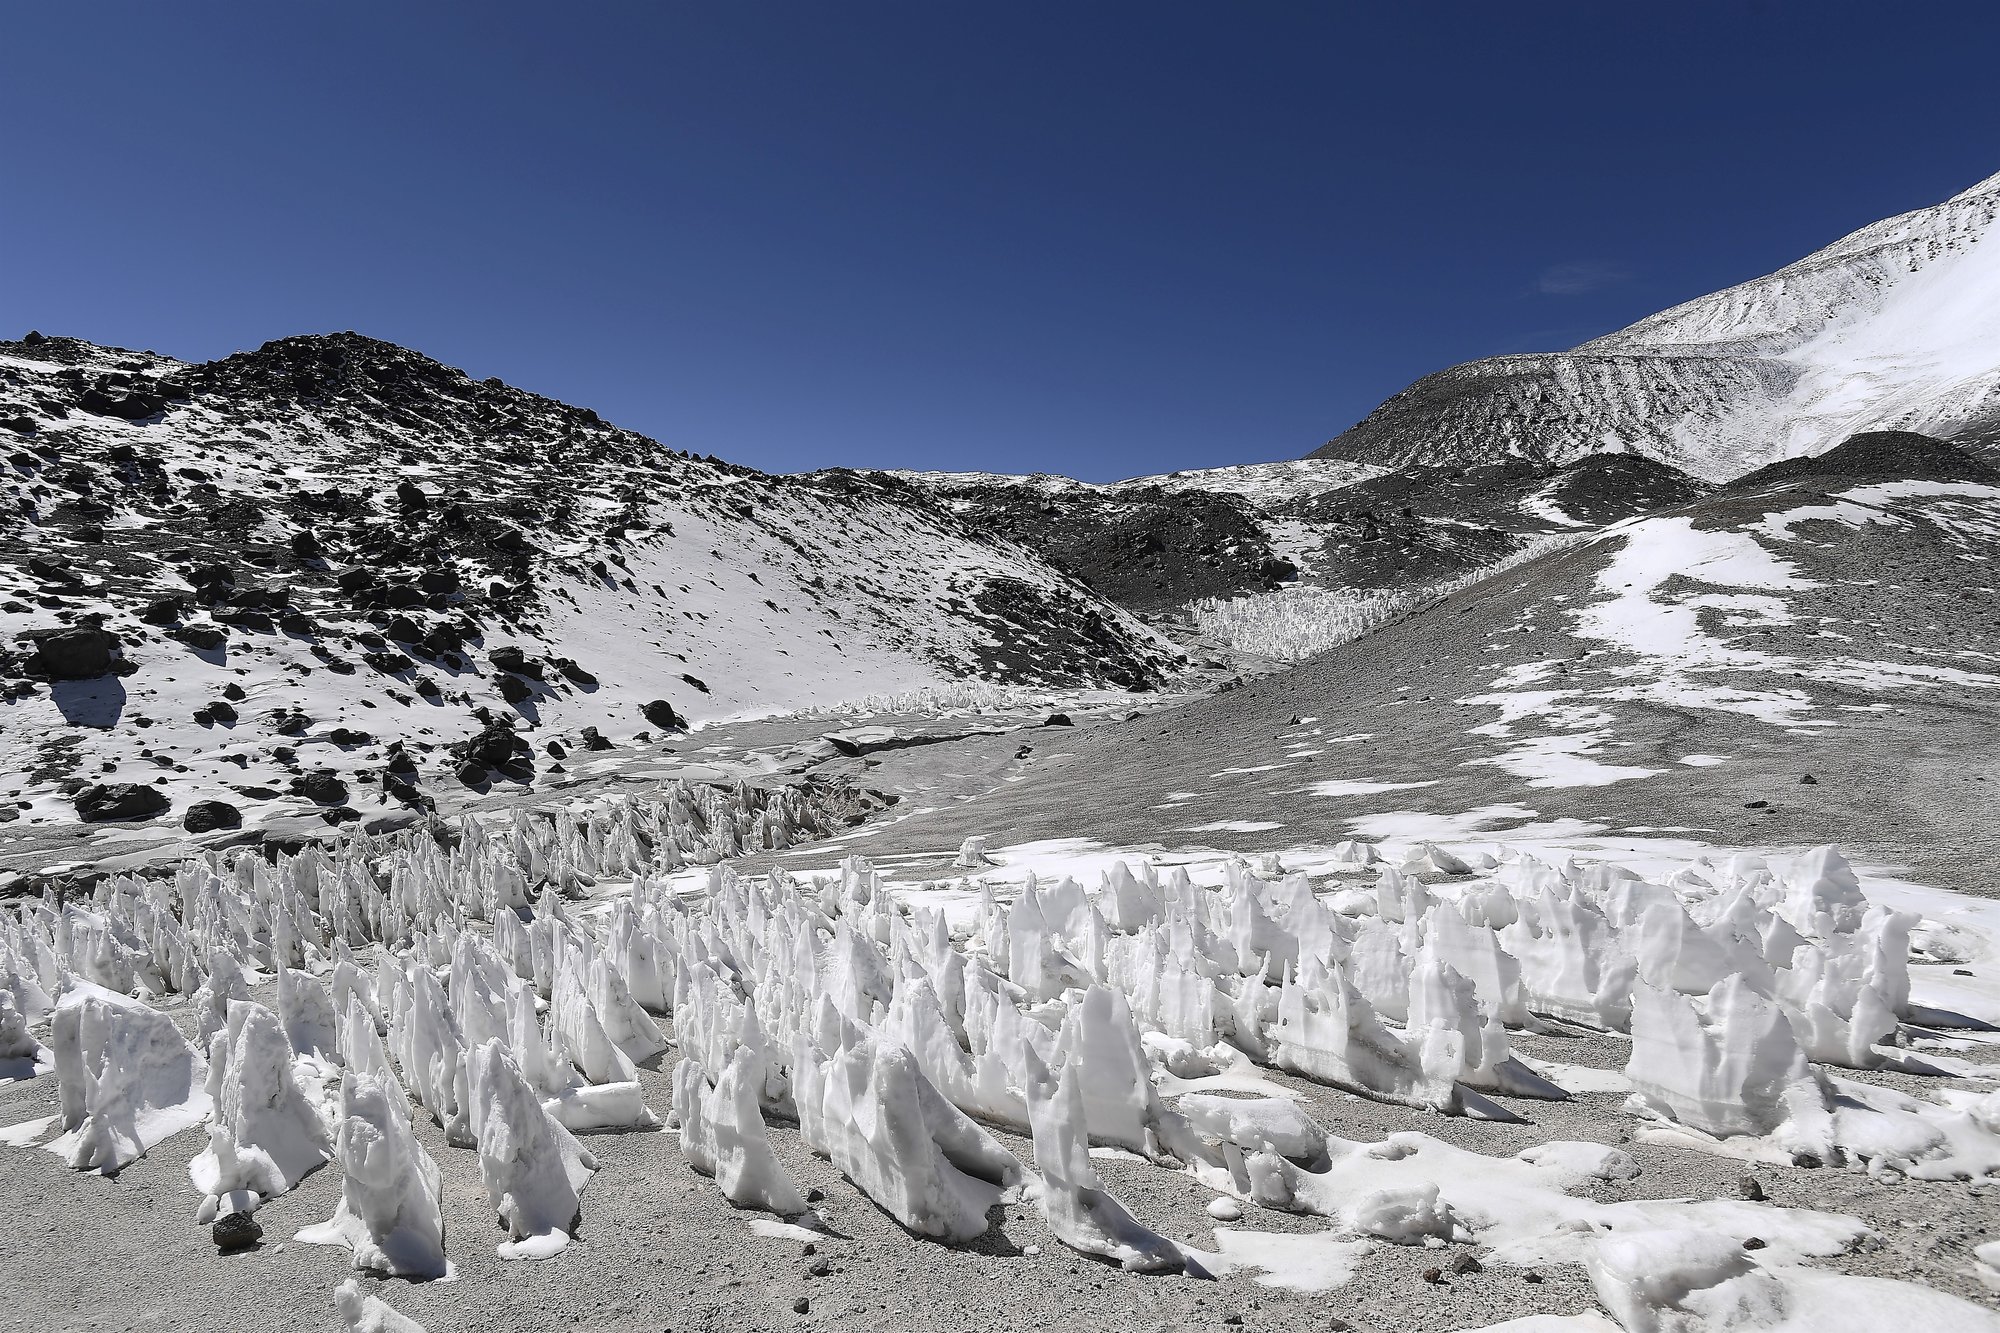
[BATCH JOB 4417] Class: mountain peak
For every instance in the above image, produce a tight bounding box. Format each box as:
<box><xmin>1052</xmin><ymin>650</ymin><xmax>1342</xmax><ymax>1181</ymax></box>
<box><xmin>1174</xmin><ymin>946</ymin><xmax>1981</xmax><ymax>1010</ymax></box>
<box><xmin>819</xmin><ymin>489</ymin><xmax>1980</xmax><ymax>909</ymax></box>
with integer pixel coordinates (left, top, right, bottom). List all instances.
<box><xmin>1316</xmin><ymin>168</ymin><xmax>2000</xmax><ymax>480</ymax></box>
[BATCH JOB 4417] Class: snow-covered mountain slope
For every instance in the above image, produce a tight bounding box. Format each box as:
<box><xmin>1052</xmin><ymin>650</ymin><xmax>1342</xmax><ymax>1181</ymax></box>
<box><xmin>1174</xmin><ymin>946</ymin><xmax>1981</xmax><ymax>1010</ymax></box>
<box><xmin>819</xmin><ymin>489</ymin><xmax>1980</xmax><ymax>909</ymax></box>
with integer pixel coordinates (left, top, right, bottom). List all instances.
<box><xmin>1315</xmin><ymin>169</ymin><xmax>2000</xmax><ymax>480</ymax></box>
<box><xmin>832</xmin><ymin>433</ymin><xmax>2000</xmax><ymax>894</ymax></box>
<box><xmin>0</xmin><ymin>333</ymin><xmax>1182</xmax><ymax>835</ymax></box>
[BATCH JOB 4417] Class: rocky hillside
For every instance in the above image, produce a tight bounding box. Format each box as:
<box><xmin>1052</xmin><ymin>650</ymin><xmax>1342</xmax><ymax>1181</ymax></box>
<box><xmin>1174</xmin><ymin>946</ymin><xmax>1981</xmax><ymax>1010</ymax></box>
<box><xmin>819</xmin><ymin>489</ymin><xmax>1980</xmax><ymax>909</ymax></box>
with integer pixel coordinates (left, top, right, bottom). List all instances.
<box><xmin>0</xmin><ymin>332</ymin><xmax>1183</xmax><ymax>837</ymax></box>
<box><xmin>1315</xmin><ymin>169</ymin><xmax>2000</xmax><ymax>479</ymax></box>
<box><xmin>898</xmin><ymin>450</ymin><xmax>1709</xmax><ymax>608</ymax></box>
<box><xmin>837</xmin><ymin>433</ymin><xmax>2000</xmax><ymax>892</ymax></box>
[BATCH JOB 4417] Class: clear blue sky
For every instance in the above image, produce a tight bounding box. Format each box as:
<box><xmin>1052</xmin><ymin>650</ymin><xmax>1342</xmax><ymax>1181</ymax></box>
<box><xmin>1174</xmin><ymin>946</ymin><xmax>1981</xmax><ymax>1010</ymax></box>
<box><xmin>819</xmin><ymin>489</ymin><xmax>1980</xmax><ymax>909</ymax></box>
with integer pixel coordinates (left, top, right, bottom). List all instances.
<box><xmin>5</xmin><ymin>5</ymin><xmax>1997</xmax><ymax>481</ymax></box>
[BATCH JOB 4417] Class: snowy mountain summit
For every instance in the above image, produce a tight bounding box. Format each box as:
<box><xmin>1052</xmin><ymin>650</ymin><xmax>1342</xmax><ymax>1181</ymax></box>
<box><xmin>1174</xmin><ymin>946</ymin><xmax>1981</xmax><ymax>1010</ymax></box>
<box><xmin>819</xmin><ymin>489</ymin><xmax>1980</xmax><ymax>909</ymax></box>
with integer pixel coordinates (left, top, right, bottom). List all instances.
<box><xmin>1317</xmin><ymin>169</ymin><xmax>2000</xmax><ymax>479</ymax></box>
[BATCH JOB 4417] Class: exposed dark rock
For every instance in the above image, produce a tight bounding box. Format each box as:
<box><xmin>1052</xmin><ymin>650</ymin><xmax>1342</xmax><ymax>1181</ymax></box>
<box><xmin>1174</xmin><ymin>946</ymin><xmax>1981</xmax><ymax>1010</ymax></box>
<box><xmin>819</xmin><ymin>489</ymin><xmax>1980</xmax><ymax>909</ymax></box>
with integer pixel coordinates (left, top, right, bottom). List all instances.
<box><xmin>171</xmin><ymin>623</ymin><xmax>227</xmax><ymax>651</ymax></box>
<box><xmin>74</xmin><ymin>782</ymin><xmax>169</xmax><ymax>822</ymax></box>
<box><xmin>29</xmin><ymin>624</ymin><xmax>119</xmax><ymax>679</ymax></box>
<box><xmin>183</xmin><ymin>800</ymin><xmax>242</xmax><ymax>833</ymax></box>
<box><xmin>210</xmin><ymin>1211</ymin><xmax>262</xmax><ymax>1253</ymax></box>
<box><xmin>641</xmin><ymin>698</ymin><xmax>684</xmax><ymax>731</ymax></box>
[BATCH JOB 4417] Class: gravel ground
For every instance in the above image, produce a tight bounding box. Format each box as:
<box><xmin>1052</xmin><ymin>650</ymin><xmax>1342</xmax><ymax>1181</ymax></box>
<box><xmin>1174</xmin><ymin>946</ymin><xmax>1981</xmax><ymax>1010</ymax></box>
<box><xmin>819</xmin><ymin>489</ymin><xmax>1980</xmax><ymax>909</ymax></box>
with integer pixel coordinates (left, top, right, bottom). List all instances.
<box><xmin>3</xmin><ymin>974</ymin><xmax>1994</xmax><ymax>1333</ymax></box>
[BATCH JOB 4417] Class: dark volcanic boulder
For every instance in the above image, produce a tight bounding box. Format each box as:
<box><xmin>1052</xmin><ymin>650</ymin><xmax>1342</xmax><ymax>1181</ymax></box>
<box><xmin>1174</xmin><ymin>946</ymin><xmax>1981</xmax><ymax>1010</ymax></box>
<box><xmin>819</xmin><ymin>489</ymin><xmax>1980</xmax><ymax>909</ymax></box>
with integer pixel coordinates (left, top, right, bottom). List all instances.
<box><xmin>452</xmin><ymin>721</ymin><xmax>530</xmax><ymax>770</ymax></box>
<box><xmin>211</xmin><ymin>1210</ymin><xmax>262</xmax><ymax>1253</ymax></box>
<box><xmin>497</xmin><ymin>674</ymin><xmax>533</xmax><ymax>705</ymax></box>
<box><xmin>26</xmin><ymin>555</ymin><xmax>81</xmax><ymax>586</ymax></box>
<box><xmin>75</xmin><ymin>782</ymin><xmax>169</xmax><ymax>822</ymax></box>
<box><xmin>641</xmin><ymin>698</ymin><xmax>684</xmax><ymax>731</ymax></box>
<box><xmin>290</xmin><ymin>771</ymin><xmax>349</xmax><ymax>805</ymax></box>
<box><xmin>29</xmin><ymin>624</ymin><xmax>119</xmax><ymax>679</ymax></box>
<box><xmin>183</xmin><ymin>800</ymin><xmax>242</xmax><ymax>833</ymax></box>
<box><xmin>488</xmin><ymin>644</ymin><xmax>542</xmax><ymax>678</ymax></box>
<box><xmin>578</xmin><ymin>726</ymin><xmax>614</xmax><ymax>751</ymax></box>
<box><xmin>172</xmin><ymin>623</ymin><xmax>227</xmax><ymax>651</ymax></box>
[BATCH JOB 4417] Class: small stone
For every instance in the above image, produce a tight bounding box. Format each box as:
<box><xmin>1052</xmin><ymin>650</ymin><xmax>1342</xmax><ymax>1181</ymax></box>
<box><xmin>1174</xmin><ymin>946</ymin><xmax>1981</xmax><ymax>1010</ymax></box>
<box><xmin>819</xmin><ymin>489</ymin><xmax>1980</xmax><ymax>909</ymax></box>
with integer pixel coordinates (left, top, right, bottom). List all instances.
<box><xmin>791</xmin><ymin>1298</ymin><xmax>809</xmax><ymax>1315</ymax></box>
<box><xmin>806</xmin><ymin>1258</ymin><xmax>831</xmax><ymax>1277</ymax></box>
<box><xmin>1744</xmin><ymin>799</ymin><xmax>1769</xmax><ymax>809</ymax></box>
<box><xmin>801</xmin><ymin>1242</ymin><xmax>815</xmax><ymax>1256</ymax></box>
<box><xmin>804</xmin><ymin>1187</ymin><xmax>824</xmax><ymax>1203</ymax></box>
<box><xmin>1955</xmin><ymin>968</ymin><xmax>1975</xmax><ymax>976</ymax></box>
<box><xmin>1450</xmin><ymin>1252</ymin><xmax>1482</xmax><ymax>1275</ymax></box>
<box><xmin>1798</xmin><ymin>774</ymin><xmax>1818</xmax><ymax>785</ymax></box>
<box><xmin>211</xmin><ymin>1210</ymin><xmax>262</xmax><ymax>1253</ymax></box>
<box><xmin>1738</xmin><ymin>1176</ymin><xmax>1765</xmax><ymax>1202</ymax></box>
<box><xmin>1743</xmin><ymin>1237</ymin><xmax>1767</xmax><ymax>1251</ymax></box>
<box><xmin>1523</xmin><ymin>1272</ymin><xmax>1542</xmax><ymax>1284</ymax></box>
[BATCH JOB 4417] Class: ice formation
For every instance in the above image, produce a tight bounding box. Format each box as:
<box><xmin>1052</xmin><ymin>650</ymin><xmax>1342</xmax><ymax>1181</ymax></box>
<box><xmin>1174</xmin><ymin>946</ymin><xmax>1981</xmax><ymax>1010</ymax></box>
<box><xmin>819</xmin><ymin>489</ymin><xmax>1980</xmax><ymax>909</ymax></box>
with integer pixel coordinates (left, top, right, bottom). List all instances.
<box><xmin>48</xmin><ymin>988</ymin><xmax>210</xmax><ymax>1174</ymax></box>
<box><xmin>335</xmin><ymin>1278</ymin><xmax>430</xmax><ymax>1333</ymax></box>
<box><xmin>673</xmin><ymin>1045</ymin><xmax>808</xmax><ymax>1216</ymax></box>
<box><xmin>1021</xmin><ymin>1044</ymin><xmax>1182</xmax><ymax>1272</ymax></box>
<box><xmin>466</xmin><ymin>1039</ymin><xmax>596</xmax><ymax>1258</ymax></box>
<box><xmin>801</xmin><ymin>1037</ymin><xmax>1023</xmax><ymax>1242</ymax></box>
<box><xmin>2</xmin><ymin>778</ymin><xmax>1997</xmax><ymax>1329</ymax></box>
<box><xmin>189</xmin><ymin>999</ymin><xmax>331</xmax><ymax>1221</ymax></box>
<box><xmin>297</xmin><ymin>1073</ymin><xmax>451</xmax><ymax>1279</ymax></box>
<box><xmin>1624</xmin><ymin>978</ymin><xmax>1833</xmax><ymax>1152</ymax></box>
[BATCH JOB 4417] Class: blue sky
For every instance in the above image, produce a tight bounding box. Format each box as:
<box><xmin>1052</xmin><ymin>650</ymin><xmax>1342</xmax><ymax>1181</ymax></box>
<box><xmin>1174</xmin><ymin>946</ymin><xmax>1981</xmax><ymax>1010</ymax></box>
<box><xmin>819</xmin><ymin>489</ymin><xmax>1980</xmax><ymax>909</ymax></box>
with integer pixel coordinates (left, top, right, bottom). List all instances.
<box><xmin>5</xmin><ymin>5</ymin><xmax>1997</xmax><ymax>481</ymax></box>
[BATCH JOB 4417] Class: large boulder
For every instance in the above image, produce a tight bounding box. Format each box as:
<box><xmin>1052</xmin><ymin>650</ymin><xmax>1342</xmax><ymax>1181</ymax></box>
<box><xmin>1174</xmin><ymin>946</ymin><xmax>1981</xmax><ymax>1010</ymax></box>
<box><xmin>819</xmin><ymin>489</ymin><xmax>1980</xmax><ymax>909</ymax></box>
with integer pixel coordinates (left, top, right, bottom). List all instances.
<box><xmin>29</xmin><ymin>625</ymin><xmax>119</xmax><ymax>680</ymax></box>
<box><xmin>74</xmin><ymin>783</ymin><xmax>169</xmax><ymax>822</ymax></box>
<box><xmin>183</xmin><ymin>800</ymin><xmax>242</xmax><ymax>833</ymax></box>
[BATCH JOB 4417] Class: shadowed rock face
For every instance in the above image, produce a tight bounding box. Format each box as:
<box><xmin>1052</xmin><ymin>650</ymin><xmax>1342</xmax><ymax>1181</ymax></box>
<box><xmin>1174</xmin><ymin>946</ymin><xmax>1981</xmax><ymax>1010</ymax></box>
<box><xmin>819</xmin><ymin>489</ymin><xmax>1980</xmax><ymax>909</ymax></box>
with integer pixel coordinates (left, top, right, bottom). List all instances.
<box><xmin>1314</xmin><ymin>170</ymin><xmax>2000</xmax><ymax>481</ymax></box>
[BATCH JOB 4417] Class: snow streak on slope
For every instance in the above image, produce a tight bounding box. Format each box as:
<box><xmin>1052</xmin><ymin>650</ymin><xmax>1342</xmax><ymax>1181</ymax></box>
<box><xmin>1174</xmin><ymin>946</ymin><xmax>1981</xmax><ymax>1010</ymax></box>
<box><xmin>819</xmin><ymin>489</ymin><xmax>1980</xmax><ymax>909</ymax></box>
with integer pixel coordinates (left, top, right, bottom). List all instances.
<box><xmin>1318</xmin><ymin>170</ymin><xmax>2000</xmax><ymax>479</ymax></box>
<box><xmin>1457</xmin><ymin>478</ymin><xmax>2000</xmax><ymax>784</ymax></box>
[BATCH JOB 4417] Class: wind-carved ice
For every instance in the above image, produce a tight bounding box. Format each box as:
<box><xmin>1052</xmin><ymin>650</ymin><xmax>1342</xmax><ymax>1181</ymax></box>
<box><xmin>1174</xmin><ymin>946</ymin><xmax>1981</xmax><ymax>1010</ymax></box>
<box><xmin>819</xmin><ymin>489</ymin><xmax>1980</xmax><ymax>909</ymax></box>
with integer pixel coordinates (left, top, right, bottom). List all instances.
<box><xmin>1021</xmin><ymin>1042</ymin><xmax>1182</xmax><ymax>1272</ymax></box>
<box><xmin>382</xmin><ymin>954</ymin><xmax>471</xmax><ymax>1146</ymax></box>
<box><xmin>1271</xmin><ymin>954</ymin><xmax>1462</xmax><ymax>1112</ymax></box>
<box><xmin>190</xmin><ymin>999</ymin><xmax>331</xmax><ymax>1222</ymax></box>
<box><xmin>798</xmin><ymin>1035</ymin><xmax>1023</xmax><ymax>1242</ymax></box>
<box><xmin>334</xmin><ymin>1278</ymin><xmax>430</xmax><ymax>1333</ymax></box>
<box><xmin>1624</xmin><ymin>977</ymin><xmax>1834</xmax><ymax>1155</ymax></box>
<box><xmin>48</xmin><ymin>988</ymin><xmax>211</xmax><ymax>1174</ymax></box>
<box><xmin>466</xmin><ymin>1039</ymin><xmax>596</xmax><ymax>1258</ymax></box>
<box><xmin>1501</xmin><ymin>877</ymin><xmax>1635</xmax><ymax>1031</ymax></box>
<box><xmin>673</xmin><ymin>1044</ymin><xmax>808</xmax><ymax>1216</ymax></box>
<box><xmin>297</xmin><ymin>1072</ymin><xmax>451</xmax><ymax>1279</ymax></box>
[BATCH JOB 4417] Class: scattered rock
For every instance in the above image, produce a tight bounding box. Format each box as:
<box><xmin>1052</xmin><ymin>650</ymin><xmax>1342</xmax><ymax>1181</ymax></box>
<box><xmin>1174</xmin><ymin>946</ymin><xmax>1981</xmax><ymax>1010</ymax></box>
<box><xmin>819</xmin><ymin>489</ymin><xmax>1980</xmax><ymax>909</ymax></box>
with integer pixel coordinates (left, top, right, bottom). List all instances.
<box><xmin>1738</xmin><ymin>1176</ymin><xmax>1765</xmax><ymax>1202</ymax></box>
<box><xmin>1044</xmin><ymin>712</ymin><xmax>1073</xmax><ymax>727</ymax></box>
<box><xmin>211</xmin><ymin>1210</ymin><xmax>262</xmax><ymax>1253</ymax></box>
<box><xmin>172</xmin><ymin>623</ymin><xmax>227</xmax><ymax>652</ymax></box>
<box><xmin>30</xmin><ymin>624</ymin><xmax>120</xmax><ymax>679</ymax></box>
<box><xmin>1450</xmin><ymin>1252</ymin><xmax>1482</xmax><ymax>1275</ymax></box>
<box><xmin>1799</xmin><ymin>774</ymin><xmax>1818</xmax><ymax>785</ymax></box>
<box><xmin>791</xmin><ymin>1298</ymin><xmax>810</xmax><ymax>1315</ymax></box>
<box><xmin>1422</xmin><ymin>1267</ymin><xmax>1444</xmax><ymax>1284</ymax></box>
<box><xmin>74</xmin><ymin>782</ymin><xmax>169</xmax><ymax>822</ymax></box>
<box><xmin>289</xmin><ymin>771</ymin><xmax>349</xmax><ymax>805</ymax></box>
<box><xmin>183</xmin><ymin>800</ymin><xmax>242</xmax><ymax>833</ymax></box>
<box><xmin>488</xmin><ymin>644</ymin><xmax>541</xmax><ymax>678</ymax></box>
<box><xmin>1743</xmin><ymin>1236</ymin><xmax>1767</xmax><ymax>1251</ymax></box>
<box><xmin>641</xmin><ymin>699</ymin><xmax>684</xmax><ymax>731</ymax></box>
